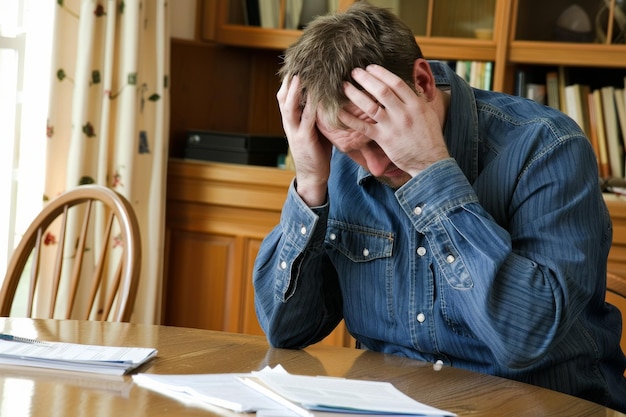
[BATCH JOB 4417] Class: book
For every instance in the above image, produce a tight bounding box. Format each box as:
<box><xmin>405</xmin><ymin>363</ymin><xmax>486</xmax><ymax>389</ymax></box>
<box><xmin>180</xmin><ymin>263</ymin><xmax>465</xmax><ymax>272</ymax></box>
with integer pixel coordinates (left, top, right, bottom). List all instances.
<box><xmin>587</xmin><ymin>91</ymin><xmax>603</xmax><ymax>176</ymax></box>
<box><xmin>133</xmin><ymin>365</ymin><xmax>456</xmax><ymax>416</ymax></box>
<box><xmin>526</xmin><ymin>83</ymin><xmax>546</xmax><ymax>104</ymax></box>
<box><xmin>515</xmin><ymin>68</ymin><xmax>526</xmax><ymax>97</ymax></box>
<box><xmin>592</xmin><ymin>89</ymin><xmax>611</xmax><ymax>178</ymax></box>
<box><xmin>546</xmin><ymin>71</ymin><xmax>561</xmax><ymax>110</ymax></box>
<box><xmin>564</xmin><ymin>84</ymin><xmax>583</xmax><ymax>127</ymax></box>
<box><xmin>0</xmin><ymin>333</ymin><xmax>157</xmax><ymax>375</ymax></box>
<box><xmin>470</xmin><ymin>61</ymin><xmax>480</xmax><ymax>89</ymax></box>
<box><xmin>558</xmin><ymin>66</ymin><xmax>569</xmax><ymax>114</ymax></box>
<box><xmin>564</xmin><ymin>84</ymin><xmax>591</xmax><ymax>138</ymax></box>
<box><xmin>483</xmin><ymin>61</ymin><xmax>493</xmax><ymax>91</ymax></box>
<box><xmin>455</xmin><ymin>60</ymin><xmax>469</xmax><ymax>84</ymax></box>
<box><xmin>614</xmin><ymin>88</ymin><xmax>626</xmax><ymax>153</ymax></box>
<box><xmin>601</xmin><ymin>86</ymin><xmax>624</xmax><ymax>178</ymax></box>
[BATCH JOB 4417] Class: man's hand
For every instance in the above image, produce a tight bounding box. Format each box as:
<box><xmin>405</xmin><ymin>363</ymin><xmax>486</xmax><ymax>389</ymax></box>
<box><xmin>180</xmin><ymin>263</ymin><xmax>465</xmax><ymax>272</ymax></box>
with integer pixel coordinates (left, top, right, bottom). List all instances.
<box><xmin>277</xmin><ymin>76</ymin><xmax>332</xmax><ymax>207</ymax></box>
<box><xmin>340</xmin><ymin>64</ymin><xmax>449</xmax><ymax>177</ymax></box>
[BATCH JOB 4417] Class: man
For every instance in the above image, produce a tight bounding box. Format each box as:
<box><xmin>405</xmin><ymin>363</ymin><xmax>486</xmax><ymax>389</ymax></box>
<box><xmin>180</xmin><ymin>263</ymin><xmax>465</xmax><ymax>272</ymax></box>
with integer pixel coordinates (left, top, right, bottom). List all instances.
<box><xmin>253</xmin><ymin>1</ymin><xmax>626</xmax><ymax>411</ymax></box>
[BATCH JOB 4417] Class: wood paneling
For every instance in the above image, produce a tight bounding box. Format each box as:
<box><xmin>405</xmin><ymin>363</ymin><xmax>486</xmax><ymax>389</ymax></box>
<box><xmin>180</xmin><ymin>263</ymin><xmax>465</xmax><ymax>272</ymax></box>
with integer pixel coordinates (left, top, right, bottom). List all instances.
<box><xmin>164</xmin><ymin>230</ymin><xmax>235</xmax><ymax>330</ymax></box>
<box><xmin>606</xmin><ymin>196</ymin><xmax>626</xmax><ymax>276</ymax></box>
<box><xmin>163</xmin><ymin>159</ymin><xmax>354</xmax><ymax>347</ymax></box>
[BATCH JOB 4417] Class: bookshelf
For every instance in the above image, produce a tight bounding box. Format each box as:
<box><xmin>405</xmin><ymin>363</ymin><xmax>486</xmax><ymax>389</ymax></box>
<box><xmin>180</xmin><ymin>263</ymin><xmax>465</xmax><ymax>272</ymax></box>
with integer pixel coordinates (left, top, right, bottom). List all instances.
<box><xmin>178</xmin><ymin>1</ymin><xmax>625</xmax><ymax>161</ymax></box>
<box><xmin>508</xmin><ymin>0</ymin><xmax>626</xmax><ymax>180</ymax></box>
<box><xmin>205</xmin><ymin>0</ymin><xmax>624</xmax><ymax>101</ymax></box>
<box><xmin>211</xmin><ymin>0</ymin><xmax>510</xmax><ymax>89</ymax></box>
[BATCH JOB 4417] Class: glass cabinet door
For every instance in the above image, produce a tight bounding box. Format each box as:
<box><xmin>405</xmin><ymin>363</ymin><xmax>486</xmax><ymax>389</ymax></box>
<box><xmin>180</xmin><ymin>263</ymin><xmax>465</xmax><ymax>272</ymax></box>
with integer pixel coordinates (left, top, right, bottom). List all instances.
<box><xmin>228</xmin><ymin>0</ymin><xmax>337</xmax><ymax>29</ymax></box>
<box><xmin>515</xmin><ymin>0</ymin><xmax>625</xmax><ymax>45</ymax></box>
<box><xmin>369</xmin><ymin>0</ymin><xmax>496</xmax><ymax>40</ymax></box>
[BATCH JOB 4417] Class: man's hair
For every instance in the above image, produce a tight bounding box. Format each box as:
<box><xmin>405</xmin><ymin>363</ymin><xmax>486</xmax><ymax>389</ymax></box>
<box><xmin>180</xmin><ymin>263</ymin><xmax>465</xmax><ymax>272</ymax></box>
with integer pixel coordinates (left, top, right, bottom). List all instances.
<box><xmin>278</xmin><ymin>1</ymin><xmax>423</xmax><ymax>128</ymax></box>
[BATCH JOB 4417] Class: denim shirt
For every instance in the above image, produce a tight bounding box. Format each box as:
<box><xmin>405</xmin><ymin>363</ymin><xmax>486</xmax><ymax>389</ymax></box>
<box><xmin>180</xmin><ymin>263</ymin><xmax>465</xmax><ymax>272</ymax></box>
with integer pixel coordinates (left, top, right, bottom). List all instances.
<box><xmin>253</xmin><ymin>61</ymin><xmax>626</xmax><ymax>411</ymax></box>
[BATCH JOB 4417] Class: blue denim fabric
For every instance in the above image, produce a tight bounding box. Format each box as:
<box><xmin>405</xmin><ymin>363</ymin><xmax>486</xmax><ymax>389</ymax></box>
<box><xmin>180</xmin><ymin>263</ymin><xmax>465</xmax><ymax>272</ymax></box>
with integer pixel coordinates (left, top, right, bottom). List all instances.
<box><xmin>253</xmin><ymin>61</ymin><xmax>626</xmax><ymax>412</ymax></box>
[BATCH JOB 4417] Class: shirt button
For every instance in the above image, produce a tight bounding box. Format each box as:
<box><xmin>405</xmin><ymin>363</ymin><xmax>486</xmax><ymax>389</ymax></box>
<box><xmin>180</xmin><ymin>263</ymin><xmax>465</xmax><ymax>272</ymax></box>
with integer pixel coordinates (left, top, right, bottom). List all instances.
<box><xmin>413</xmin><ymin>206</ymin><xmax>423</xmax><ymax>215</ymax></box>
<box><xmin>329</xmin><ymin>233</ymin><xmax>336</xmax><ymax>241</ymax></box>
<box><xmin>300</xmin><ymin>226</ymin><xmax>307</xmax><ymax>235</ymax></box>
<box><xmin>446</xmin><ymin>254</ymin><xmax>455</xmax><ymax>263</ymax></box>
<box><xmin>362</xmin><ymin>248</ymin><xmax>370</xmax><ymax>257</ymax></box>
<box><xmin>279</xmin><ymin>261</ymin><xmax>287</xmax><ymax>270</ymax></box>
<box><xmin>416</xmin><ymin>246</ymin><xmax>426</xmax><ymax>256</ymax></box>
<box><xmin>416</xmin><ymin>313</ymin><xmax>426</xmax><ymax>323</ymax></box>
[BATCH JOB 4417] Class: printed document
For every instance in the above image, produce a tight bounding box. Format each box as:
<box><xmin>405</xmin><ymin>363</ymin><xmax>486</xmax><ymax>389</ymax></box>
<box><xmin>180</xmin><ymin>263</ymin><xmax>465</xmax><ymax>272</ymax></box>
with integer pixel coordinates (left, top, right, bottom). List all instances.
<box><xmin>133</xmin><ymin>365</ymin><xmax>456</xmax><ymax>416</ymax></box>
<box><xmin>0</xmin><ymin>335</ymin><xmax>157</xmax><ymax>375</ymax></box>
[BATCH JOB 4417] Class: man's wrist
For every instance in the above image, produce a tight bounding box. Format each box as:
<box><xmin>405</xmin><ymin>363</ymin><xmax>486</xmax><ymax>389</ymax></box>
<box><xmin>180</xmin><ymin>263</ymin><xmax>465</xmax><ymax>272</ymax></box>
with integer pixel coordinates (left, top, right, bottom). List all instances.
<box><xmin>295</xmin><ymin>178</ymin><xmax>328</xmax><ymax>207</ymax></box>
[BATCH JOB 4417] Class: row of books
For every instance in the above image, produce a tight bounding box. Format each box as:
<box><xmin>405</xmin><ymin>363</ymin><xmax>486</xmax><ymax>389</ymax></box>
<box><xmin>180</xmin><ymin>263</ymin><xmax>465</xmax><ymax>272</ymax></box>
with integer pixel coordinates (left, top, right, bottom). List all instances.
<box><xmin>517</xmin><ymin>68</ymin><xmax>626</xmax><ymax>179</ymax></box>
<box><xmin>564</xmin><ymin>82</ymin><xmax>626</xmax><ymax>179</ymax></box>
<box><xmin>449</xmin><ymin>60</ymin><xmax>494</xmax><ymax>91</ymax></box>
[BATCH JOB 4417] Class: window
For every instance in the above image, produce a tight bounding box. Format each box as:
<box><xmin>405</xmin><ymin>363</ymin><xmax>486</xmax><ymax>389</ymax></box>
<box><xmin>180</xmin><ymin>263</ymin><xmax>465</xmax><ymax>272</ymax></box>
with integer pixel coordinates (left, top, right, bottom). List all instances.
<box><xmin>0</xmin><ymin>0</ymin><xmax>53</xmax><ymax>278</ymax></box>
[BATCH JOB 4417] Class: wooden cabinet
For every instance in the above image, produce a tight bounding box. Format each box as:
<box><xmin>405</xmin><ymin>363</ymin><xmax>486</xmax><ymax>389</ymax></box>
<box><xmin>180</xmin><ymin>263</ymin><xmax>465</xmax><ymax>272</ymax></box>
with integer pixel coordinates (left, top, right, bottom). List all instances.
<box><xmin>607</xmin><ymin>195</ymin><xmax>626</xmax><ymax>276</ymax></box>
<box><xmin>505</xmin><ymin>0</ymin><xmax>626</xmax><ymax>96</ymax></box>
<box><xmin>170</xmin><ymin>0</ymin><xmax>625</xmax><ymax>159</ymax></box>
<box><xmin>163</xmin><ymin>159</ymin><xmax>354</xmax><ymax>347</ymax></box>
<box><xmin>163</xmin><ymin>160</ymin><xmax>626</xmax><ymax>346</ymax></box>
<box><xmin>212</xmin><ymin>0</ymin><xmax>510</xmax><ymax>90</ymax></box>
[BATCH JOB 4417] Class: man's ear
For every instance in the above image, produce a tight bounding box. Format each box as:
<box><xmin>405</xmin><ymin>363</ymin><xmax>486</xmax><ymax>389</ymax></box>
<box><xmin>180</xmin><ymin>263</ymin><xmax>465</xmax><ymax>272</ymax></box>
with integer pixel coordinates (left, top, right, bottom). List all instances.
<box><xmin>412</xmin><ymin>58</ymin><xmax>436</xmax><ymax>100</ymax></box>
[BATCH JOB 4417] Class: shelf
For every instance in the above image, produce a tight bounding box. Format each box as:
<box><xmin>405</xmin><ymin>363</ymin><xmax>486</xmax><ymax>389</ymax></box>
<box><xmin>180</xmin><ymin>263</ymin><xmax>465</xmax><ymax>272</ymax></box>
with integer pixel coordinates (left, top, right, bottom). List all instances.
<box><xmin>167</xmin><ymin>159</ymin><xmax>294</xmax><ymax>211</ymax></box>
<box><xmin>416</xmin><ymin>37</ymin><xmax>497</xmax><ymax>62</ymax></box>
<box><xmin>215</xmin><ymin>26</ymin><xmax>498</xmax><ymax>62</ymax></box>
<box><xmin>215</xmin><ymin>24</ymin><xmax>301</xmax><ymax>49</ymax></box>
<box><xmin>509</xmin><ymin>41</ymin><xmax>626</xmax><ymax>68</ymax></box>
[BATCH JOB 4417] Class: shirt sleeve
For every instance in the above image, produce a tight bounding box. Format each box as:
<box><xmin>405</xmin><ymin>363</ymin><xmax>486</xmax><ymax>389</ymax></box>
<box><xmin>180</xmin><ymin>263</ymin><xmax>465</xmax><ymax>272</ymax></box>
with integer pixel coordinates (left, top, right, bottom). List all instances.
<box><xmin>395</xmin><ymin>146</ymin><xmax>610</xmax><ymax>368</ymax></box>
<box><xmin>253</xmin><ymin>178</ymin><xmax>343</xmax><ymax>348</ymax></box>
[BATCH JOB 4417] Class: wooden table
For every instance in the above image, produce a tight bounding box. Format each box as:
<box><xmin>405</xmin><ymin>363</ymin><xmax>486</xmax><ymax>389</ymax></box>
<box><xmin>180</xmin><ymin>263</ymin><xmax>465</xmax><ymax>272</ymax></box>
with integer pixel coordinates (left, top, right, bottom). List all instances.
<box><xmin>0</xmin><ymin>318</ymin><xmax>622</xmax><ymax>417</ymax></box>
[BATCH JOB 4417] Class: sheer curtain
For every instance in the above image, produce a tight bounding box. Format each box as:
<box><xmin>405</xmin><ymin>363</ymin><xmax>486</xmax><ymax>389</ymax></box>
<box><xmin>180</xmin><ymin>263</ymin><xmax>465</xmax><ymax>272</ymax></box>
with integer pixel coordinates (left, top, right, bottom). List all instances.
<box><xmin>2</xmin><ymin>1</ymin><xmax>169</xmax><ymax>324</ymax></box>
<box><xmin>44</xmin><ymin>0</ymin><xmax>170</xmax><ymax>323</ymax></box>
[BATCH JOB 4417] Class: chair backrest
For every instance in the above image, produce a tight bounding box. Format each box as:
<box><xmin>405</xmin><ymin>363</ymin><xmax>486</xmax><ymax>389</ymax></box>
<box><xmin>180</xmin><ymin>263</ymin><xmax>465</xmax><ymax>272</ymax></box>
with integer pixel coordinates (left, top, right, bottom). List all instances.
<box><xmin>0</xmin><ymin>185</ymin><xmax>141</xmax><ymax>322</ymax></box>
<box><xmin>606</xmin><ymin>272</ymin><xmax>626</xmax><ymax>354</ymax></box>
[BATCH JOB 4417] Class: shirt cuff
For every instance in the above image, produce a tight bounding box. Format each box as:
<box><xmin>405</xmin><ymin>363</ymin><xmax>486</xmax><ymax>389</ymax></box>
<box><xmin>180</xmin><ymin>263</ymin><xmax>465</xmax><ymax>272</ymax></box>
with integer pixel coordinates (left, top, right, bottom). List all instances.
<box><xmin>281</xmin><ymin>178</ymin><xmax>329</xmax><ymax>252</ymax></box>
<box><xmin>395</xmin><ymin>158</ymin><xmax>479</xmax><ymax>232</ymax></box>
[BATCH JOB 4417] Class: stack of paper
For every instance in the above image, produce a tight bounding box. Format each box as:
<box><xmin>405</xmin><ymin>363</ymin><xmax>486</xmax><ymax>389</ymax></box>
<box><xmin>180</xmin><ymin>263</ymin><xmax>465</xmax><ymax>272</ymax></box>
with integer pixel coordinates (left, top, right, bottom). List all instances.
<box><xmin>133</xmin><ymin>365</ymin><xmax>456</xmax><ymax>416</ymax></box>
<box><xmin>0</xmin><ymin>333</ymin><xmax>157</xmax><ymax>375</ymax></box>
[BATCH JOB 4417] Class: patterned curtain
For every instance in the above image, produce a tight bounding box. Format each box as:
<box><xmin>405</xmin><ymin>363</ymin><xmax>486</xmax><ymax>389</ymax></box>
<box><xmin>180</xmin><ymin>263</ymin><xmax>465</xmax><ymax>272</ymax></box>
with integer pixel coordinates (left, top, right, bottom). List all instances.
<box><xmin>45</xmin><ymin>0</ymin><xmax>169</xmax><ymax>323</ymax></box>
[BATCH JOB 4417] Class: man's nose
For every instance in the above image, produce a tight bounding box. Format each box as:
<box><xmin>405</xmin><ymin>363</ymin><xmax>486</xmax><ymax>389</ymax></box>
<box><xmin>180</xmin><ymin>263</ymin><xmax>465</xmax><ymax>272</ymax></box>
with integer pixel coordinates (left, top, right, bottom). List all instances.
<box><xmin>362</xmin><ymin>145</ymin><xmax>389</xmax><ymax>177</ymax></box>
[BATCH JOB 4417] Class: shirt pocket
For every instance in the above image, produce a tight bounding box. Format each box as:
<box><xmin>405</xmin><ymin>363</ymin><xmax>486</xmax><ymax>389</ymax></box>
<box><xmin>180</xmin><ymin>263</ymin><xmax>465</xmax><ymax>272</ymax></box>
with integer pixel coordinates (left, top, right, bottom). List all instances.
<box><xmin>324</xmin><ymin>220</ymin><xmax>396</xmax><ymax>326</ymax></box>
<box><xmin>325</xmin><ymin>219</ymin><xmax>394</xmax><ymax>262</ymax></box>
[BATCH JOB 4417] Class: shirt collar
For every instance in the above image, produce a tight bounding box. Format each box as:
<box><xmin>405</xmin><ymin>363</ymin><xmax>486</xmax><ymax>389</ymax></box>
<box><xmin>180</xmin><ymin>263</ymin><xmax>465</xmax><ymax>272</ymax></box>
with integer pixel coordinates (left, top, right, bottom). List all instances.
<box><xmin>356</xmin><ymin>60</ymin><xmax>480</xmax><ymax>185</ymax></box>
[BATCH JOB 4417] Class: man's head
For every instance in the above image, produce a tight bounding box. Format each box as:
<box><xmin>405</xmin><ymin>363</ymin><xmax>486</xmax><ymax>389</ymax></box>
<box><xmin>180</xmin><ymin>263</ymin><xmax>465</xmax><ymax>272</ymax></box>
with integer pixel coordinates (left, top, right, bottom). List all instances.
<box><xmin>278</xmin><ymin>1</ymin><xmax>423</xmax><ymax>129</ymax></box>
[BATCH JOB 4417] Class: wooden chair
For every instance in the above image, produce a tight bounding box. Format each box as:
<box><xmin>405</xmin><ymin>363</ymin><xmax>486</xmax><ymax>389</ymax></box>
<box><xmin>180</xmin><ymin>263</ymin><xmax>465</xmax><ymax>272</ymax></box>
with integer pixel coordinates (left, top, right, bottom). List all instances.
<box><xmin>0</xmin><ymin>185</ymin><xmax>141</xmax><ymax>322</ymax></box>
<box><xmin>606</xmin><ymin>272</ymin><xmax>626</xmax><ymax>355</ymax></box>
